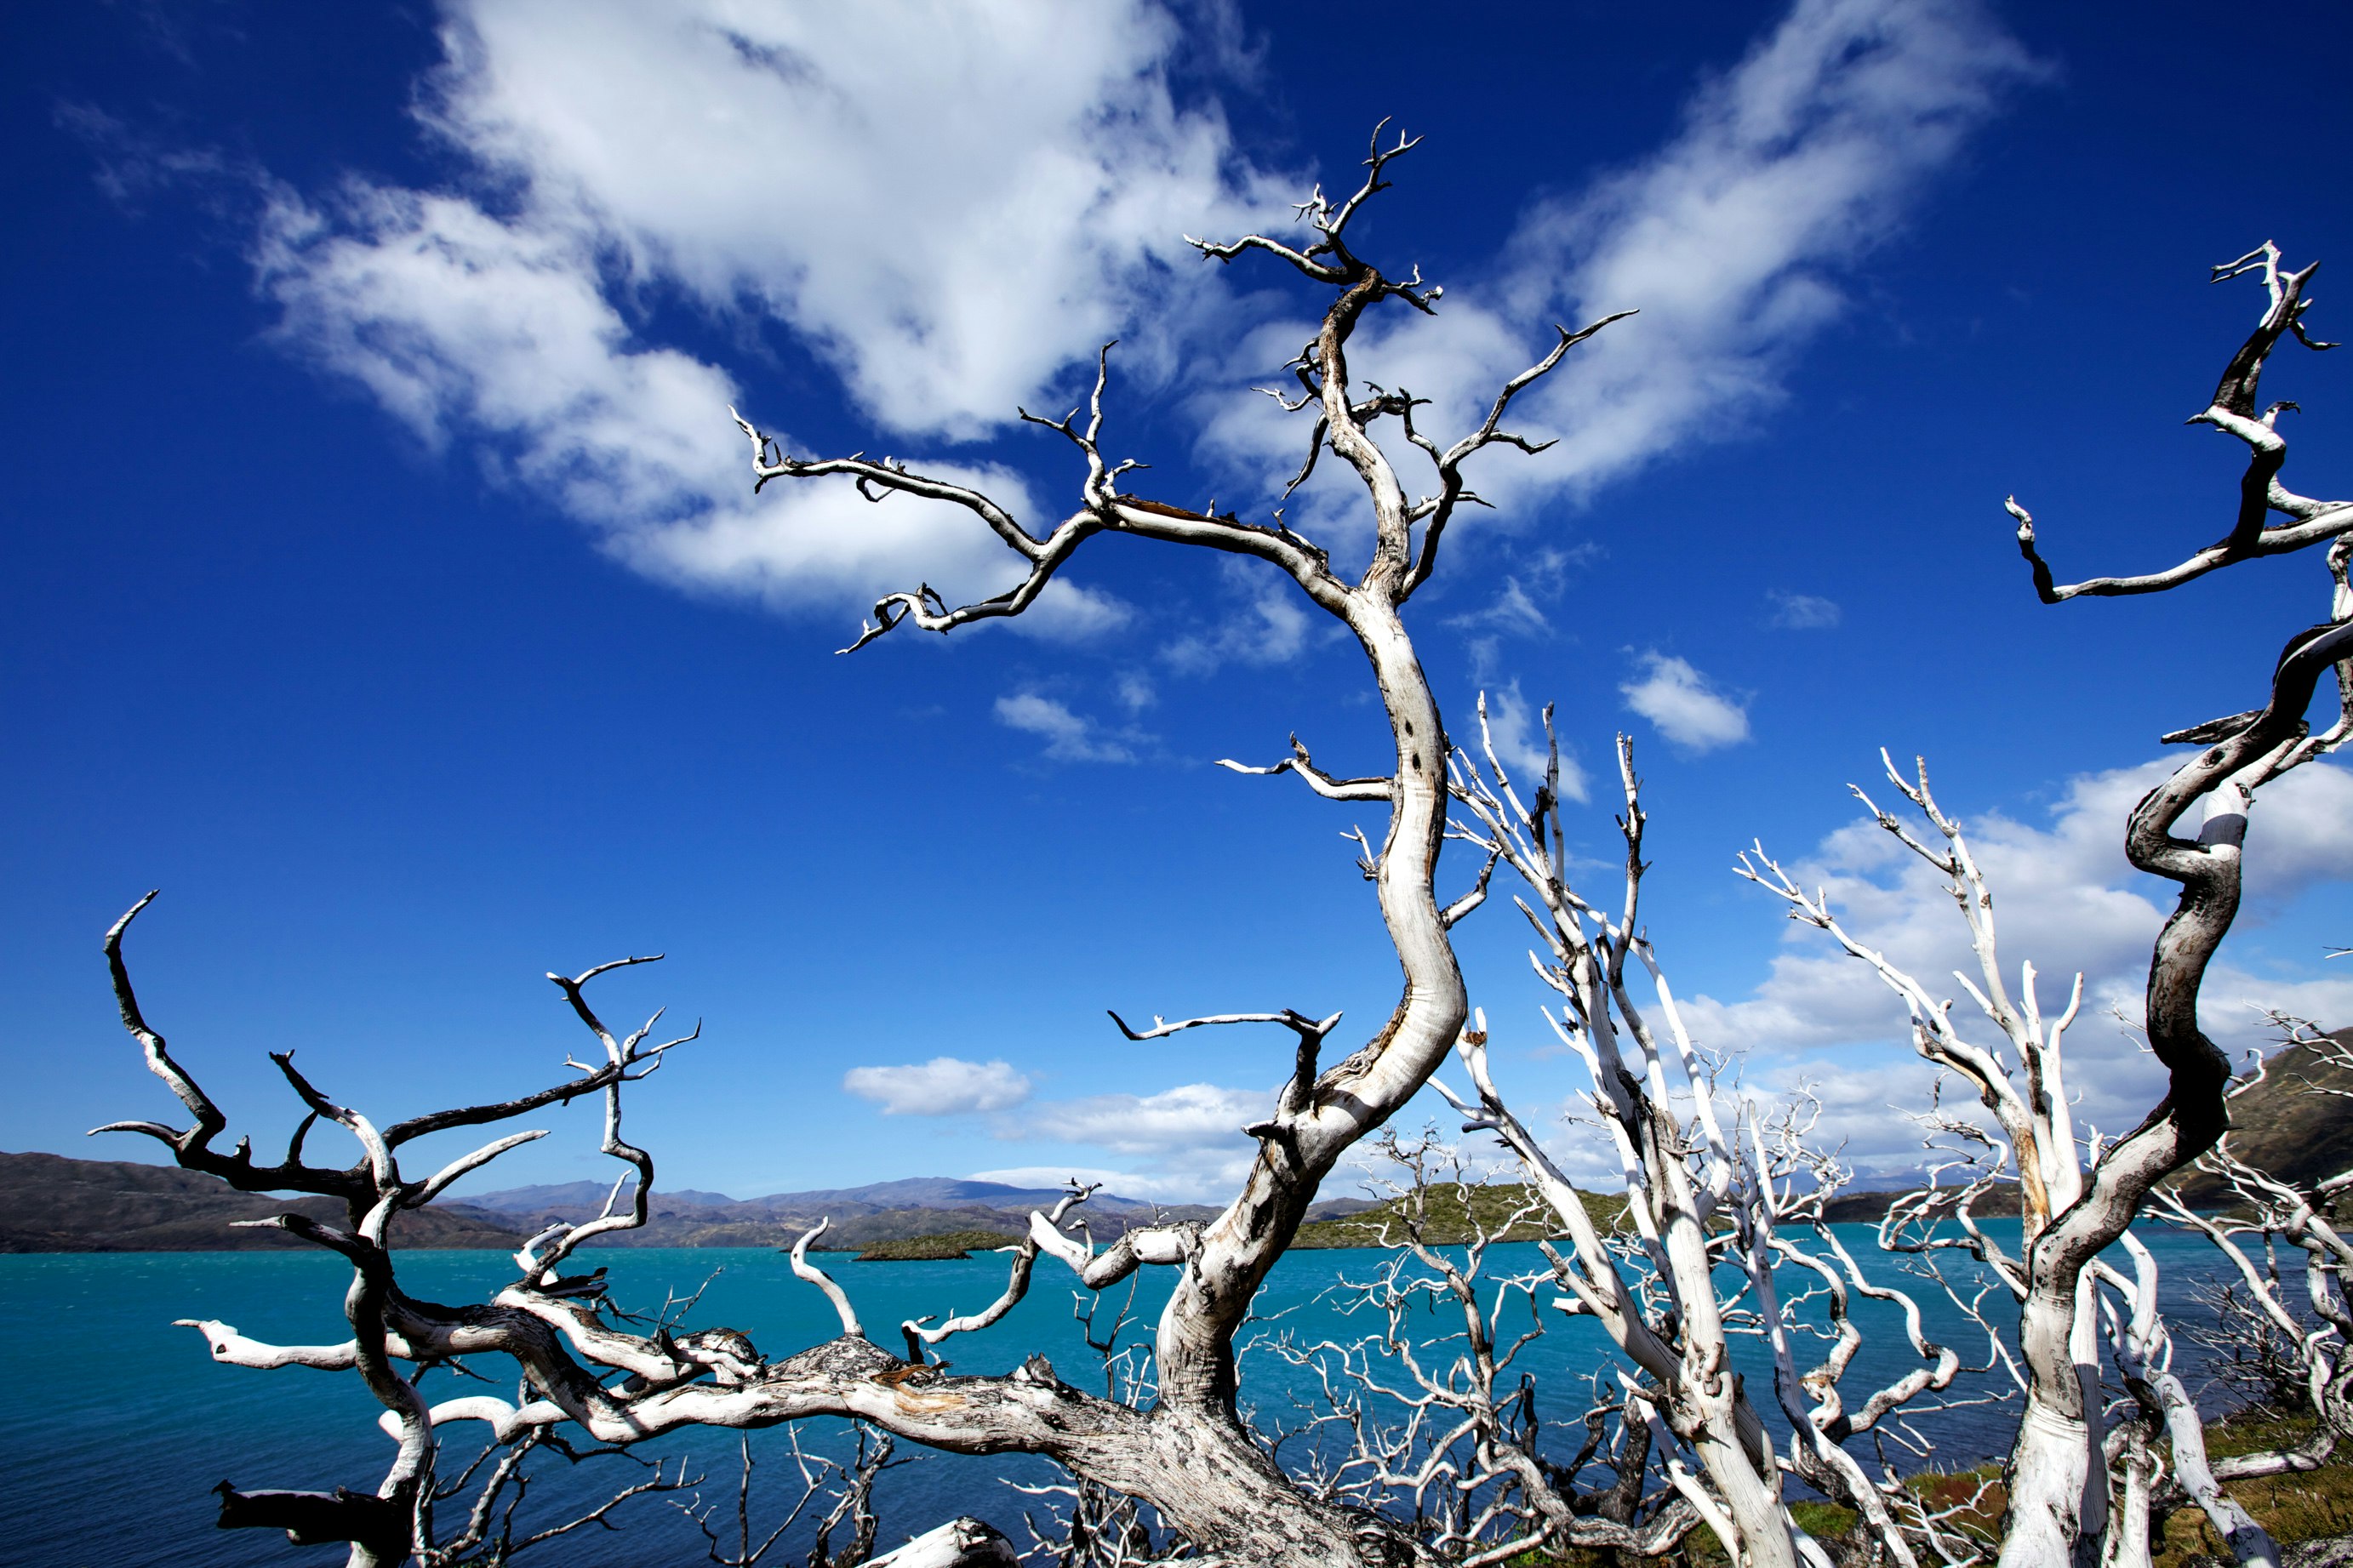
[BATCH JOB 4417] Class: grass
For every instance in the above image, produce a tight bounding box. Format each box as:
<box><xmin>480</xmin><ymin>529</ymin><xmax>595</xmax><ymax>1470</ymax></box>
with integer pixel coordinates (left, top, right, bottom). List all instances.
<box><xmin>1500</xmin><ymin>1411</ymin><xmax>2353</xmax><ymax>1565</ymax></box>
<box><xmin>2151</xmin><ymin>1406</ymin><xmax>2353</xmax><ymax>1566</ymax></box>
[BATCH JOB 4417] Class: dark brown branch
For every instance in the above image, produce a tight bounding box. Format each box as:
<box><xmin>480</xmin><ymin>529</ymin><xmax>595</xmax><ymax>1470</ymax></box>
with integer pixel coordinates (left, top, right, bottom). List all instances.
<box><xmin>2021</xmin><ymin>617</ymin><xmax>2353</xmax><ymax>1412</ymax></box>
<box><xmin>102</xmin><ymin>892</ymin><xmax>226</xmax><ymax>1149</ymax></box>
<box><xmin>2010</xmin><ymin>245</ymin><xmax>2349</xmax><ymax>602</ymax></box>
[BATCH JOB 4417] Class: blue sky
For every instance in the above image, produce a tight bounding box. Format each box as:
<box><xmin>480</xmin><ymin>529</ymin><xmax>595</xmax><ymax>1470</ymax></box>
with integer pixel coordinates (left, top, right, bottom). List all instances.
<box><xmin>7</xmin><ymin>1</ymin><xmax>2353</xmax><ymax>1203</ymax></box>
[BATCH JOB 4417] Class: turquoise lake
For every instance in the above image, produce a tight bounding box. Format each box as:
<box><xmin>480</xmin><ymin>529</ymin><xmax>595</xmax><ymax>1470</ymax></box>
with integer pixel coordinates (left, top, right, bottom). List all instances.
<box><xmin>0</xmin><ymin>1229</ymin><xmax>2242</xmax><ymax>1567</ymax></box>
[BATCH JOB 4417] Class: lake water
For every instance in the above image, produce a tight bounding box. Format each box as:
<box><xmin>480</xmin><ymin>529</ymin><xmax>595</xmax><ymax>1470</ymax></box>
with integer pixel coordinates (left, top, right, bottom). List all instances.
<box><xmin>0</xmin><ymin>1227</ymin><xmax>2247</xmax><ymax>1567</ymax></box>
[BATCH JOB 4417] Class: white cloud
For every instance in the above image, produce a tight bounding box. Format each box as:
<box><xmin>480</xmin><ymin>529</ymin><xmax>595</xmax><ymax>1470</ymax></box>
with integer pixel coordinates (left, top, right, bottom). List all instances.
<box><xmin>1671</xmin><ymin>755</ymin><xmax>2353</xmax><ymax>1168</ymax></box>
<box><xmin>1115</xmin><ymin>671</ymin><xmax>1157</xmax><ymax>713</ymax></box>
<box><xmin>1162</xmin><ymin>562</ymin><xmax>1316</xmax><ymax>674</ymax></box>
<box><xmin>1482</xmin><ymin>578</ymin><xmax>1552</xmax><ymax>640</ymax></box>
<box><xmin>1506</xmin><ymin>0</ymin><xmax>2038</xmax><ymax>492</ymax></box>
<box><xmin>1193</xmin><ymin>0</ymin><xmax>2032</xmax><ymax>542</ymax></box>
<box><xmin>842</xmin><ymin>1056</ymin><xmax>1032</xmax><ymax>1116</ymax></box>
<box><xmin>1621</xmin><ymin>653</ymin><xmax>1750</xmax><ymax>753</ymax></box>
<box><xmin>231</xmin><ymin>0</ymin><xmax>2030</xmax><ymax>641</ymax></box>
<box><xmin>1476</xmin><ymin>680</ymin><xmax>1590</xmax><ymax>803</ymax></box>
<box><xmin>1767</xmin><ymin>590</ymin><xmax>1842</xmax><ymax>630</ymax></box>
<box><xmin>417</xmin><ymin>0</ymin><xmax>1278</xmax><ymax>436</ymax></box>
<box><xmin>246</xmin><ymin>0</ymin><xmax>1288</xmax><ymax>630</ymax></box>
<box><xmin>994</xmin><ymin>692</ymin><xmax>1143</xmax><ymax>763</ymax></box>
<box><xmin>978</xmin><ymin>1080</ymin><xmax>1269</xmax><ymax>1202</ymax></box>
<box><xmin>1449</xmin><ymin>575</ymin><xmax>1557</xmax><ymax>688</ymax></box>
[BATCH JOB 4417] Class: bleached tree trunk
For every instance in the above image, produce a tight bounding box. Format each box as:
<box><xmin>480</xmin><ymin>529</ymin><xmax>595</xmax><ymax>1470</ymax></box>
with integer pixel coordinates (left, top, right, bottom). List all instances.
<box><xmin>96</xmin><ymin>129</ymin><xmax>1634</xmax><ymax>1568</ymax></box>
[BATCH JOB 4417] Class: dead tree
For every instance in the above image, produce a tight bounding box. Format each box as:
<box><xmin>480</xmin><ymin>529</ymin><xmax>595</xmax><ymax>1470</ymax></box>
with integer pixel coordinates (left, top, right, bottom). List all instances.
<box><xmin>2153</xmin><ymin>1020</ymin><xmax>2353</xmax><ymax>1481</ymax></box>
<box><xmin>1741</xmin><ymin>748</ymin><xmax>2324</xmax><ymax>1568</ymax></box>
<box><xmin>1986</xmin><ymin>243</ymin><xmax>2353</xmax><ymax>1568</ymax></box>
<box><xmin>98</xmin><ymin>129</ymin><xmax>1631</xmax><ymax>1568</ymax></box>
<box><xmin>1738</xmin><ymin>244</ymin><xmax>2353</xmax><ymax>1568</ymax></box>
<box><xmin>1254</xmin><ymin>1128</ymin><xmax>1705</xmax><ymax>1565</ymax></box>
<box><xmin>1439</xmin><ymin>713</ymin><xmax>1990</xmax><ymax>1568</ymax></box>
<box><xmin>714</xmin><ymin>124</ymin><xmax>1630</xmax><ymax>1567</ymax></box>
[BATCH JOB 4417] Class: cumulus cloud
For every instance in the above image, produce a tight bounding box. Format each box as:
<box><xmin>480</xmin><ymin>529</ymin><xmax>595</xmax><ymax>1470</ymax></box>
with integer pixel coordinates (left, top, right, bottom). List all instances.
<box><xmin>1621</xmin><ymin>653</ymin><xmax>1750</xmax><ymax>753</ymax></box>
<box><xmin>243</xmin><ymin>0</ymin><xmax>1287</xmax><ymax>629</ymax></box>
<box><xmin>974</xmin><ymin>1081</ymin><xmax>1269</xmax><ymax>1202</ymax></box>
<box><xmin>994</xmin><ymin>692</ymin><xmax>1143</xmax><ymax>763</ymax></box>
<box><xmin>1671</xmin><ymin>755</ymin><xmax>2353</xmax><ymax>1172</ymax></box>
<box><xmin>1767</xmin><ymin>590</ymin><xmax>1841</xmax><ymax>629</ymax></box>
<box><xmin>842</xmin><ymin>1056</ymin><xmax>1032</xmax><ymax>1116</ymax></box>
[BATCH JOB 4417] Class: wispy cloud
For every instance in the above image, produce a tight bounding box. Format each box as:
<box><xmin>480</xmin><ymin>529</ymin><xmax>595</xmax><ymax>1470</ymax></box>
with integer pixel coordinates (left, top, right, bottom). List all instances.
<box><xmin>1506</xmin><ymin>0</ymin><xmax>2039</xmax><ymax>492</ymax></box>
<box><xmin>1162</xmin><ymin>562</ymin><xmax>1316</xmax><ymax>675</ymax></box>
<box><xmin>1766</xmin><ymin>590</ymin><xmax>1842</xmax><ymax>630</ymax></box>
<box><xmin>1671</xmin><ymin>756</ymin><xmax>2353</xmax><ymax>1172</ymax></box>
<box><xmin>1475</xmin><ymin>680</ymin><xmax>1590</xmax><ymax>802</ymax></box>
<box><xmin>1621</xmin><ymin>653</ymin><xmax>1750</xmax><ymax>753</ymax></box>
<box><xmin>1196</xmin><ymin>0</ymin><xmax>2034</xmax><ymax>545</ymax></box>
<box><xmin>842</xmin><ymin>1056</ymin><xmax>1033</xmax><ymax>1116</ymax></box>
<box><xmin>994</xmin><ymin>692</ymin><xmax>1143</xmax><ymax>763</ymax></box>
<box><xmin>1114</xmin><ymin>671</ymin><xmax>1157</xmax><ymax>713</ymax></box>
<box><xmin>235</xmin><ymin>0</ymin><xmax>1286</xmax><ymax>632</ymax></box>
<box><xmin>975</xmin><ymin>1080</ymin><xmax>1269</xmax><ymax>1202</ymax></box>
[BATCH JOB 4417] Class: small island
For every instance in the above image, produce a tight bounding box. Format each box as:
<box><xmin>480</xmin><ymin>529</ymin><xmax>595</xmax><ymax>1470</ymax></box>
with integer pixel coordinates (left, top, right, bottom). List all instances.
<box><xmin>853</xmin><ymin>1229</ymin><xmax>1023</xmax><ymax>1262</ymax></box>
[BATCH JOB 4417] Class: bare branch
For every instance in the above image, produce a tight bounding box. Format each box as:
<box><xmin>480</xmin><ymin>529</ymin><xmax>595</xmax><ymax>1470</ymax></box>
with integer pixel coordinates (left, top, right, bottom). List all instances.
<box><xmin>791</xmin><ymin>1219</ymin><xmax>865</xmax><ymax>1340</ymax></box>
<box><xmin>1215</xmin><ymin>733</ymin><xmax>1392</xmax><ymax>802</ymax></box>
<box><xmin>2010</xmin><ymin>247</ymin><xmax>2350</xmax><ymax>602</ymax></box>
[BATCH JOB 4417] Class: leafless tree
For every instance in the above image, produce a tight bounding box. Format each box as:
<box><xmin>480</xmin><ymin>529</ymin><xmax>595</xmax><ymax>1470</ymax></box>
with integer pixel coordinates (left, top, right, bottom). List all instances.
<box><xmin>1727</xmin><ymin>241</ymin><xmax>2353</xmax><ymax>1568</ymax></box>
<box><xmin>1253</xmin><ymin>1127</ymin><xmax>1705</xmax><ymax>1565</ymax></box>
<box><xmin>2000</xmin><ymin>243</ymin><xmax>2353</xmax><ymax>1568</ymax></box>
<box><xmin>1741</xmin><ymin>751</ymin><xmax>2306</xmax><ymax>1568</ymax></box>
<box><xmin>1436</xmin><ymin>709</ymin><xmax>1997</xmax><ymax>1568</ymax></box>
<box><xmin>98</xmin><ymin>130</ymin><xmax>1636</xmax><ymax>1568</ymax></box>
<box><xmin>2151</xmin><ymin>1021</ymin><xmax>2353</xmax><ymax>1484</ymax></box>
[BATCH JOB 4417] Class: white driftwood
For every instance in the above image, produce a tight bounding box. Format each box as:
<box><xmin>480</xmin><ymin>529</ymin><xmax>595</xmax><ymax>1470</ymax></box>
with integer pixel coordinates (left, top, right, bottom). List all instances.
<box><xmin>867</xmin><ymin>1517</ymin><xmax>1020</xmax><ymax>1568</ymax></box>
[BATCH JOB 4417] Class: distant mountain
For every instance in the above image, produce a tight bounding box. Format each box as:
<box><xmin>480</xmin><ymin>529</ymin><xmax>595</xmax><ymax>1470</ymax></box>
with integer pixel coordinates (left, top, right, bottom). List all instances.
<box><xmin>1293</xmin><ymin>1181</ymin><xmax>1613</xmax><ymax>1248</ymax></box>
<box><xmin>460</xmin><ymin>1181</ymin><xmax>744</xmax><ymax>1213</ymax></box>
<box><xmin>0</xmin><ymin>1150</ymin><xmax>525</xmax><ymax>1252</ymax></box>
<box><xmin>2172</xmin><ymin>1029</ymin><xmax>2353</xmax><ymax>1209</ymax></box>
<box><xmin>1817</xmin><ymin>1183</ymin><xmax>2024</xmax><ymax>1225</ymax></box>
<box><xmin>460</xmin><ymin>1175</ymin><xmax>1111</xmax><ymax>1218</ymax></box>
<box><xmin>458</xmin><ymin>1176</ymin><xmax>1375</xmax><ymax>1250</ymax></box>
<box><xmin>0</xmin><ymin>1149</ymin><xmax>1374</xmax><ymax>1253</ymax></box>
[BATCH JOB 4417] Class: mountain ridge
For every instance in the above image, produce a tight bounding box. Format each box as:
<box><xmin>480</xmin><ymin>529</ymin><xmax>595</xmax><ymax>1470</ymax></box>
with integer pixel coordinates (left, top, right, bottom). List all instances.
<box><xmin>0</xmin><ymin>1151</ymin><xmax>1375</xmax><ymax>1252</ymax></box>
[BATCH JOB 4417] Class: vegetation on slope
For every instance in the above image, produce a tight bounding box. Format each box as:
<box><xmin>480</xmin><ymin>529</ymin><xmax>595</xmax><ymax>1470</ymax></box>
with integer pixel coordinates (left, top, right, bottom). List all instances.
<box><xmin>0</xmin><ymin>1150</ymin><xmax>524</xmax><ymax>1251</ymax></box>
<box><xmin>853</xmin><ymin>1229</ymin><xmax>1024</xmax><ymax>1261</ymax></box>
<box><xmin>2171</xmin><ymin>1029</ymin><xmax>2353</xmax><ymax>1211</ymax></box>
<box><xmin>1291</xmin><ymin>1182</ymin><xmax>1625</xmax><ymax>1249</ymax></box>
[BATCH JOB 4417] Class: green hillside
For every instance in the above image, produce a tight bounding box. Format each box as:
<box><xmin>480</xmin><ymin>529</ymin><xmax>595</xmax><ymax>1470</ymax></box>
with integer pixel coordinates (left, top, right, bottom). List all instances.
<box><xmin>1292</xmin><ymin>1182</ymin><xmax>1623</xmax><ymax>1249</ymax></box>
<box><xmin>0</xmin><ymin>1150</ymin><xmax>524</xmax><ymax>1252</ymax></box>
<box><xmin>2172</xmin><ymin>1029</ymin><xmax>2353</xmax><ymax>1209</ymax></box>
<box><xmin>854</xmin><ymin>1229</ymin><xmax>1024</xmax><ymax>1261</ymax></box>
